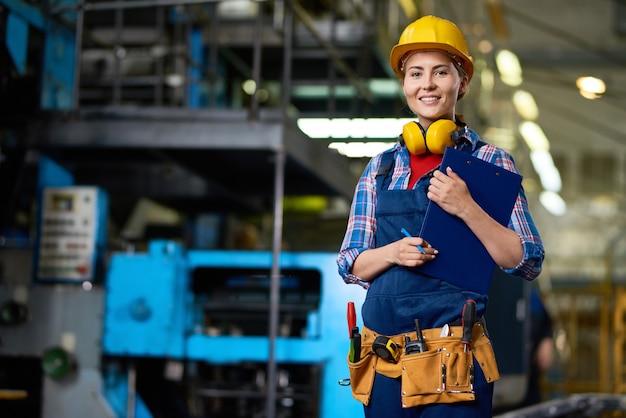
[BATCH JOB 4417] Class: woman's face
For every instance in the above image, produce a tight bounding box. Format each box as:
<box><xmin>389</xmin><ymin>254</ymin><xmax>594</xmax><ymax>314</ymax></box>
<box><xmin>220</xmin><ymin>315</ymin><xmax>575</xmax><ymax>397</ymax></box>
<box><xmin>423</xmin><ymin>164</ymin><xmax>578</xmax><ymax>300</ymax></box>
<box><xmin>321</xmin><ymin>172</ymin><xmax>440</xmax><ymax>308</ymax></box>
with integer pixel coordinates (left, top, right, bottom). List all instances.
<box><xmin>401</xmin><ymin>51</ymin><xmax>468</xmax><ymax>129</ymax></box>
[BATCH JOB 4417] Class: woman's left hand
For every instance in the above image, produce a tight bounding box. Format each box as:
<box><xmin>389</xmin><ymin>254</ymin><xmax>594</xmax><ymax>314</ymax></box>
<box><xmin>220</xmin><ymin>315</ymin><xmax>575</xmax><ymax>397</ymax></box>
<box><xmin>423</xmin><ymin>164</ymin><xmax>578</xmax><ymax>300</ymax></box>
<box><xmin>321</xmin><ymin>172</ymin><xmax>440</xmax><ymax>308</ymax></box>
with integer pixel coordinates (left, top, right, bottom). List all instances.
<box><xmin>427</xmin><ymin>166</ymin><xmax>473</xmax><ymax>217</ymax></box>
<box><xmin>427</xmin><ymin>165</ymin><xmax>525</xmax><ymax>269</ymax></box>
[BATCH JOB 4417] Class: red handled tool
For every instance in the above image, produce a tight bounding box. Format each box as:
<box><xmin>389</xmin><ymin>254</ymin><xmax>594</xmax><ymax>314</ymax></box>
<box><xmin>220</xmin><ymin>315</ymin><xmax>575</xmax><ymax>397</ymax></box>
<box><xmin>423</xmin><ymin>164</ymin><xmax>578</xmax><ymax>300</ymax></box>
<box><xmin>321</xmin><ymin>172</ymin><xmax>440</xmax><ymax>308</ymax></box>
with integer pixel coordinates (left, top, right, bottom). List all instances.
<box><xmin>347</xmin><ymin>302</ymin><xmax>356</xmax><ymax>338</ymax></box>
<box><xmin>347</xmin><ymin>302</ymin><xmax>360</xmax><ymax>362</ymax></box>
<box><xmin>461</xmin><ymin>299</ymin><xmax>476</xmax><ymax>352</ymax></box>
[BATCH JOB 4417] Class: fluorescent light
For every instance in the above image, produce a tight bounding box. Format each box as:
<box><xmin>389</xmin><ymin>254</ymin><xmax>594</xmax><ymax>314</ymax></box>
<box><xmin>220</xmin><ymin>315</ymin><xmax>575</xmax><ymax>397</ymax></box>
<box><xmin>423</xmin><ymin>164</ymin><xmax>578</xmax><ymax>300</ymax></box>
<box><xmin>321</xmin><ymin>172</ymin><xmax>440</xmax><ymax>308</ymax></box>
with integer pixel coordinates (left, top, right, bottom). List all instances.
<box><xmin>218</xmin><ymin>0</ymin><xmax>259</xmax><ymax>18</ymax></box>
<box><xmin>576</xmin><ymin>76</ymin><xmax>606</xmax><ymax>99</ymax></box>
<box><xmin>328</xmin><ymin>142</ymin><xmax>395</xmax><ymax>158</ymax></box>
<box><xmin>242</xmin><ymin>79</ymin><xmax>256</xmax><ymax>95</ymax></box>
<box><xmin>530</xmin><ymin>150</ymin><xmax>562</xmax><ymax>192</ymax></box>
<box><xmin>478</xmin><ymin>39</ymin><xmax>494</xmax><ymax>55</ymax></box>
<box><xmin>368</xmin><ymin>79</ymin><xmax>402</xmax><ymax>97</ymax></box>
<box><xmin>291</xmin><ymin>79</ymin><xmax>400</xmax><ymax>99</ymax></box>
<box><xmin>291</xmin><ymin>85</ymin><xmax>356</xmax><ymax>99</ymax></box>
<box><xmin>481</xmin><ymin>67</ymin><xmax>495</xmax><ymax>91</ymax></box>
<box><xmin>364</xmin><ymin>118</ymin><xmax>407</xmax><ymax>138</ymax></box>
<box><xmin>297</xmin><ymin>118</ymin><xmax>331</xmax><ymax>138</ymax></box>
<box><xmin>297</xmin><ymin>118</ymin><xmax>414</xmax><ymax>139</ymax></box>
<box><xmin>495</xmin><ymin>49</ymin><xmax>523</xmax><ymax>87</ymax></box>
<box><xmin>348</xmin><ymin>118</ymin><xmax>369</xmax><ymax>138</ymax></box>
<box><xmin>519</xmin><ymin>121</ymin><xmax>549</xmax><ymax>152</ymax></box>
<box><xmin>539</xmin><ymin>191</ymin><xmax>567</xmax><ymax>216</ymax></box>
<box><xmin>512</xmin><ymin>90</ymin><xmax>538</xmax><ymax>121</ymax></box>
<box><xmin>483</xmin><ymin>126</ymin><xmax>516</xmax><ymax>150</ymax></box>
<box><xmin>329</xmin><ymin>118</ymin><xmax>353</xmax><ymax>138</ymax></box>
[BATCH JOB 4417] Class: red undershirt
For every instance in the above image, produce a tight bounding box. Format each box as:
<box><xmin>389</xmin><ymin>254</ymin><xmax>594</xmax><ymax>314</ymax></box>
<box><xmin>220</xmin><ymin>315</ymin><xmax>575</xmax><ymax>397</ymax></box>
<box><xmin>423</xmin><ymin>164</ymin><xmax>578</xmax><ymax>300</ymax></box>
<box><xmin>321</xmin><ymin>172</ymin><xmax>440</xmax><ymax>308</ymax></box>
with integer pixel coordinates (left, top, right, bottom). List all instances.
<box><xmin>408</xmin><ymin>152</ymin><xmax>443</xmax><ymax>189</ymax></box>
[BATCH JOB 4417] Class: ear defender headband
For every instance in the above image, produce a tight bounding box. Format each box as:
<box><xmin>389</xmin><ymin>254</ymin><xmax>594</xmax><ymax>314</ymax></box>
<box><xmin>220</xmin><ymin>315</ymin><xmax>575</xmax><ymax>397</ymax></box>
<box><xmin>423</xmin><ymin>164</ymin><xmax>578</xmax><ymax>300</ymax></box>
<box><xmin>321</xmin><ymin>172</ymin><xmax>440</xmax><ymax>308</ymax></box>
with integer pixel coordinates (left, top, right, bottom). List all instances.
<box><xmin>402</xmin><ymin>119</ymin><xmax>463</xmax><ymax>155</ymax></box>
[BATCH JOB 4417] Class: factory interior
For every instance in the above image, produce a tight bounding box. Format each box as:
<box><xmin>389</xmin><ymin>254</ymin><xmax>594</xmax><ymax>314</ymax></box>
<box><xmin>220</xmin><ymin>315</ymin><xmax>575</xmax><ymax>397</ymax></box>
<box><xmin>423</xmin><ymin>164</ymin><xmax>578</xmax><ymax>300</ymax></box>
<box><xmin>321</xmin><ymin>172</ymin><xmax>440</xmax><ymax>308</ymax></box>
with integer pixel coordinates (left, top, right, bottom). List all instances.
<box><xmin>2</xmin><ymin>0</ymin><xmax>626</xmax><ymax>417</ymax></box>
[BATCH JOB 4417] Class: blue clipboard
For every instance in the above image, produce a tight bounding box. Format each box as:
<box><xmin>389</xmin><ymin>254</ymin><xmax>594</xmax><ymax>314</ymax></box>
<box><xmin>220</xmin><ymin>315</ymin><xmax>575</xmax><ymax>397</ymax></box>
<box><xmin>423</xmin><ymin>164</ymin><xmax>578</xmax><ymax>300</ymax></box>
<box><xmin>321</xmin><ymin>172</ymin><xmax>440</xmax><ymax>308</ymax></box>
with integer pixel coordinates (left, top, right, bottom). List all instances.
<box><xmin>417</xmin><ymin>147</ymin><xmax>522</xmax><ymax>294</ymax></box>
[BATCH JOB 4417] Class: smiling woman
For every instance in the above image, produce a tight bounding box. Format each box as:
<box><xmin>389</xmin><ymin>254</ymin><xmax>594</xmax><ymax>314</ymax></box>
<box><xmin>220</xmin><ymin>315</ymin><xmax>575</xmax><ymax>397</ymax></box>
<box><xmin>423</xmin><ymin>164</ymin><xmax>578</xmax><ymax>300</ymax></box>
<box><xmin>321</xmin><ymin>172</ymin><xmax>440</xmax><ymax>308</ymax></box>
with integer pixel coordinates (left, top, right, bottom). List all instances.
<box><xmin>336</xmin><ymin>15</ymin><xmax>545</xmax><ymax>418</ymax></box>
<box><xmin>400</xmin><ymin>51</ymin><xmax>468</xmax><ymax>128</ymax></box>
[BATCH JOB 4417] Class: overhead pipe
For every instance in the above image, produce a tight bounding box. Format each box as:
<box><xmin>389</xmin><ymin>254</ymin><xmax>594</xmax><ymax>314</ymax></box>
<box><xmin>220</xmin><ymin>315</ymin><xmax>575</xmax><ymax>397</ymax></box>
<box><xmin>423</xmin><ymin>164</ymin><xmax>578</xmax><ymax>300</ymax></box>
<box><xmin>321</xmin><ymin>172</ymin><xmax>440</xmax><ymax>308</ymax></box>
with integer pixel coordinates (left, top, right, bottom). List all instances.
<box><xmin>249</xmin><ymin>0</ymin><xmax>264</xmax><ymax>121</ymax></box>
<box><xmin>57</xmin><ymin>0</ymin><xmax>238</xmax><ymax>13</ymax></box>
<box><xmin>72</xmin><ymin>0</ymin><xmax>85</xmax><ymax>109</ymax></box>
<box><xmin>280</xmin><ymin>0</ymin><xmax>294</xmax><ymax>112</ymax></box>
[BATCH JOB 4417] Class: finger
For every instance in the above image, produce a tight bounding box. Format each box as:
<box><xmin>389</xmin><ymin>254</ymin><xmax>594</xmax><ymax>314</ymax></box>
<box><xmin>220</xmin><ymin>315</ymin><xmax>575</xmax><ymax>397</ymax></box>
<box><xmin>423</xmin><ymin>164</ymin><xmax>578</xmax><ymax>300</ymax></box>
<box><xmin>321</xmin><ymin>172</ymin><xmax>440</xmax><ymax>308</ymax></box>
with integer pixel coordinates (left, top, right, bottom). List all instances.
<box><xmin>429</xmin><ymin>175</ymin><xmax>445</xmax><ymax>189</ymax></box>
<box><xmin>432</xmin><ymin>169</ymin><xmax>447</xmax><ymax>181</ymax></box>
<box><xmin>445</xmin><ymin>166</ymin><xmax>460</xmax><ymax>180</ymax></box>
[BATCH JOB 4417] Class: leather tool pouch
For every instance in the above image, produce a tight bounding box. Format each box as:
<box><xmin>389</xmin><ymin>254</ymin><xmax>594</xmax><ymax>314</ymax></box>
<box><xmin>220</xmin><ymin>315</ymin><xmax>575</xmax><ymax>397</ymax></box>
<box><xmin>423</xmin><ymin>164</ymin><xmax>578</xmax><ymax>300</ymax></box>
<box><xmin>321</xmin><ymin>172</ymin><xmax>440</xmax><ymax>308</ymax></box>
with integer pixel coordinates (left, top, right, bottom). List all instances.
<box><xmin>346</xmin><ymin>323</ymin><xmax>499</xmax><ymax>408</ymax></box>
<box><xmin>347</xmin><ymin>352</ymin><xmax>378</xmax><ymax>405</ymax></box>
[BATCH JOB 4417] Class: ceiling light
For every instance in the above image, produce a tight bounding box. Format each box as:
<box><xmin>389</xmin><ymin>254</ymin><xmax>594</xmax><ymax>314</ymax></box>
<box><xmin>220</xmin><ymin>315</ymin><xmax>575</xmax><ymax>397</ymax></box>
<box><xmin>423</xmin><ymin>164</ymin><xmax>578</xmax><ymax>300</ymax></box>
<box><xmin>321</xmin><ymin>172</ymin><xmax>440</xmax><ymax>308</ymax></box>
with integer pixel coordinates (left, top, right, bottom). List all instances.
<box><xmin>165</xmin><ymin>74</ymin><xmax>184</xmax><ymax>87</ymax></box>
<box><xmin>478</xmin><ymin>39</ymin><xmax>493</xmax><ymax>55</ymax></box>
<box><xmin>368</xmin><ymin>79</ymin><xmax>402</xmax><ymax>97</ymax></box>
<box><xmin>291</xmin><ymin>85</ymin><xmax>356</xmax><ymax>99</ymax></box>
<box><xmin>512</xmin><ymin>90</ymin><xmax>538</xmax><ymax>121</ymax></box>
<box><xmin>218</xmin><ymin>0</ymin><xmax>259</xmax><ymax>18</ymax></box>
<box><xmin>483</xmin><ymin>126</ymin><xmax>516</xmax><ymax>150</ymax></box>
<box><xmin>576</xmin><ymin>76</ymin><xmax>606</xmax><ymax>99</ymax></box>
<box><xmin>530</xmin><ymin>150</ymin><xmax>562</xmax><ymax>193</ymax></box>
<box><xmin>291</xmin><ymin>79</ymin><xmax>398</xmax><ymax>99</ymax></box>
<box><xmin>519</xmin><ymin>121</ymin><xmax>549</xmax><ymax>151</ymax></box>
<box><xmin>539</xmin><ymin>191</ymin><xmax>567</xmax><ymax>216</ymax></box>
<box><xmin>255</xmin><ymin>88</ymin><xmax>269</xmax><ymax>103</ymax></box>
<box><xmin>347</xmin><ymin>118</ymin><xmax>369</xmax><ymax>138</ymax></box>
<box><xmin>365</xmin><ymin>118</ymin><xmax>406</xmax><ymax>138</ymax></box>
<box><xmin>329</xmin><ymin>142</ymin><xmax>395</xmax><ymax>158</ymax></box>
<box><xmin>242</xmin><ymin>79</ymin><xmax>256</xmax><ymax>96</ymax></box>
<box><xmin>297</xmin><ymin>118</ymin><xmax>331</xmax><ymax>138</ymax></box>
<box><xmin>495</xmin><ymin>49</ymin><xmax>523</xmax><ymax>87</ymax></box>
<box><xmin>329</xmin><ymin>119</ymin><xmax>353</xmax><ymax>139</ymax></box>
<box><xmin>297</xmin><ymin>118</ymin><xmax>413</xmax><ymax>139</ymax></box>
<box><xmin>481</xmin><ymin>67</ymin><xmax>495</xmax><ymax>91</ymax></box>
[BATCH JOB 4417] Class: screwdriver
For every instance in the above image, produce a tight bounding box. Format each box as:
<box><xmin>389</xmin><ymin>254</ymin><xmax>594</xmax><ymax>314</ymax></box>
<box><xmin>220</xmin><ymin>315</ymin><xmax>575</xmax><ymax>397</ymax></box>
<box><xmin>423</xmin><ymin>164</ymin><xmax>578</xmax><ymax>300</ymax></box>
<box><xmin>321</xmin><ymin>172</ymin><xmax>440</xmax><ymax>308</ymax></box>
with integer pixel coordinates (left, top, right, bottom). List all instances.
<box><xmin>347</xmin><ymin>302</ymin><xmax>357</xmax><ymax>362</ymax></box>
<box><xmin>347</xmin><ymin>302</ymin><xmax>356</xmax><ymax>338</ymax></box>
<box><xmin>461</xmin><ymin>299</ymin><xmax>476</xmax><ymax>352</ymax></box>
<box><xmin>352</xmin><ymin>326</ymin><xmax>361</xmax><ymax>362</ymax></box>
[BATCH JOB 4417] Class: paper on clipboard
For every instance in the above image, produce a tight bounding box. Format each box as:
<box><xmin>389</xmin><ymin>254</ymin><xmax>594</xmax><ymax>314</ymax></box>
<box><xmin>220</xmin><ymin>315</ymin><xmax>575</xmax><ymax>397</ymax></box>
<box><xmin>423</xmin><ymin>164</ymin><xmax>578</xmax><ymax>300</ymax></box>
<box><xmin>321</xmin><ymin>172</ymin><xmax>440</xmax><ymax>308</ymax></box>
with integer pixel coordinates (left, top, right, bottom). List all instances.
<box><xmin>418</xmin><ymin>146</ymin><xmax>522</xmax><ymax>294</ymax></box>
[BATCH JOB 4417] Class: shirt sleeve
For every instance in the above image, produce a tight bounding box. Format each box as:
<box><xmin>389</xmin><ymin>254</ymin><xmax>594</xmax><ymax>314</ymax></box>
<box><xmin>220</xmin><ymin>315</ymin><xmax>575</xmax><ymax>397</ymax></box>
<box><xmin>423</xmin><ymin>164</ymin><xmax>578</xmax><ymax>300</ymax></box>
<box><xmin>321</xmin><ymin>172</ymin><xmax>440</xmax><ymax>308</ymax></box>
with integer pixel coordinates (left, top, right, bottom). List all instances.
<box><xmin>475</xmin><ymin>144</ymin><xmax>545</xmax><ymax>280</ymax></box>
<box><xmin>336</xmin><ymin>153</ymin><xmax>382</xmax><ymax>289</ymax></box>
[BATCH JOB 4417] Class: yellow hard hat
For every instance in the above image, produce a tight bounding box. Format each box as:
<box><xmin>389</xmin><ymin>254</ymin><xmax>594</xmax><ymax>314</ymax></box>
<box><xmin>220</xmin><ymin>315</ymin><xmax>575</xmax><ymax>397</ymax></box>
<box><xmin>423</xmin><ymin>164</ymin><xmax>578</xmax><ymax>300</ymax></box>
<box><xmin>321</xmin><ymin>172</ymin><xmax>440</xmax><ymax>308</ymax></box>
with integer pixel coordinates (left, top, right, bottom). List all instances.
<box><xmin>389</xmin><ymin>15</ymin><xmax>474</xmax><ymax>81</ymax></box>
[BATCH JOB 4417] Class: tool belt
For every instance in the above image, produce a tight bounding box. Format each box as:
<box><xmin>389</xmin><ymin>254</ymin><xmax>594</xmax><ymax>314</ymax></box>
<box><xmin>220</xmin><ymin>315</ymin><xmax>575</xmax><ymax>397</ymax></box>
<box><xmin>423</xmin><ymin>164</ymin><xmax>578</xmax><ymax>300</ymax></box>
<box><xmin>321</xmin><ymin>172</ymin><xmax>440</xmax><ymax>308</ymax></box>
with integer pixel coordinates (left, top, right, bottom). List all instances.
<box><xmin>347</xmin><ymin>322</ymin><xmax>500</xmax><ymax>408</ymax></box>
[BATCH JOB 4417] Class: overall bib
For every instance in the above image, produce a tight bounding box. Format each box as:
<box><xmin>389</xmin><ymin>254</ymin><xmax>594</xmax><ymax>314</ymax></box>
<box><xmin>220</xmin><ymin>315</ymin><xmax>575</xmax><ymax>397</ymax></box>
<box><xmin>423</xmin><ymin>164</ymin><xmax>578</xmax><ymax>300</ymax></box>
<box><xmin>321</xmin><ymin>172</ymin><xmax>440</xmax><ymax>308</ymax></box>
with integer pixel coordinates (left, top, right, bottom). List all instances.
<box><xmin>362</xmin><ymin>151</ymin><xmax>494</xmax><ymax>417</ymax></box>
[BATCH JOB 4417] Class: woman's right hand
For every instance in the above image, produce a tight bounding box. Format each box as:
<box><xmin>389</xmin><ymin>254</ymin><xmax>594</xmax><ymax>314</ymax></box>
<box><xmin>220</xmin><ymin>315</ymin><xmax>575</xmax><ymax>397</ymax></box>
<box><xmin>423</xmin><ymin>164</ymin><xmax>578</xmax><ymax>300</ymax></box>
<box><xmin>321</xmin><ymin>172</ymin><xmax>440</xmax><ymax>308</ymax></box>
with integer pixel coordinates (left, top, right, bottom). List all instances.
<box><xmin>395</xmin><ymin>237</ymin><xmax>437</xmax><ymax>267</ymax></box>
<box><xmin>351</xmin><ymin>238</ymin><xmax>437</xmax><ymax>282</ymax></box>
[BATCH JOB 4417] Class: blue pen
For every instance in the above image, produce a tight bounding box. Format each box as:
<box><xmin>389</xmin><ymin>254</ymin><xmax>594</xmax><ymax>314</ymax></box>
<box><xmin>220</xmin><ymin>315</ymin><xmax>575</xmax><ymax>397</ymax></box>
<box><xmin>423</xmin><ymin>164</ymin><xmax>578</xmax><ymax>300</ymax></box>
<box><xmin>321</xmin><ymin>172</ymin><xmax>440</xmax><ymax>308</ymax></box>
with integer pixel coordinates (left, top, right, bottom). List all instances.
<box><xmin>401</xmin><ymin>228</ymin><xmax>425</xmax><ymax>254</ymax></box>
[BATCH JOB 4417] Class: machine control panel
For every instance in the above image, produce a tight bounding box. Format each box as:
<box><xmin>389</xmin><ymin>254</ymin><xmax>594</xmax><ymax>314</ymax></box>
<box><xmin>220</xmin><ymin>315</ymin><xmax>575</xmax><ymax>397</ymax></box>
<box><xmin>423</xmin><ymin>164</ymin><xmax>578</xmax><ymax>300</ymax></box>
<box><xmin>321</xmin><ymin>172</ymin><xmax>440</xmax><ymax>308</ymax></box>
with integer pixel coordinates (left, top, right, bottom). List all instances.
<box><xmin>35</xmin><ymin>186</ymin><xmax>108</xmax><ymax>283</ymax></box>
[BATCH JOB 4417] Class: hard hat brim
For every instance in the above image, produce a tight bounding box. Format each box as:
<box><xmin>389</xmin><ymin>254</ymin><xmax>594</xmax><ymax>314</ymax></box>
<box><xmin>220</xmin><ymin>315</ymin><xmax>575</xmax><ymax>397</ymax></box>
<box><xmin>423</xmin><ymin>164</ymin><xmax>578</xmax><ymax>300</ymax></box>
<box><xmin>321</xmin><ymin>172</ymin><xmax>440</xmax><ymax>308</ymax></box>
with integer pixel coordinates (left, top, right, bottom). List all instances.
<box><xmin>389</xmin><ymin>42</ymin><xmax>474</xmax><ymax>81</ymax></box>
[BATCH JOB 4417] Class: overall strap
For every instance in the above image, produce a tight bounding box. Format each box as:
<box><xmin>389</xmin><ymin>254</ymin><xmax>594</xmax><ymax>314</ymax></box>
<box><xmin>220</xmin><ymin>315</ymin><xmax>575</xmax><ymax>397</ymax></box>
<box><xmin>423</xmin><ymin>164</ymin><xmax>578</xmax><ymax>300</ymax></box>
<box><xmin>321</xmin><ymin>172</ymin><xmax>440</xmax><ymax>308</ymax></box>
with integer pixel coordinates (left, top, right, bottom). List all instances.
<box><xmin>375</xmin><ymin>140</ymin><xmax>486</xmax><ymax>193</ymax></box>
<box><xmin>375</xmin><ymin>150</ymin><xmax>395</xmax><ymax>192</ymax></box>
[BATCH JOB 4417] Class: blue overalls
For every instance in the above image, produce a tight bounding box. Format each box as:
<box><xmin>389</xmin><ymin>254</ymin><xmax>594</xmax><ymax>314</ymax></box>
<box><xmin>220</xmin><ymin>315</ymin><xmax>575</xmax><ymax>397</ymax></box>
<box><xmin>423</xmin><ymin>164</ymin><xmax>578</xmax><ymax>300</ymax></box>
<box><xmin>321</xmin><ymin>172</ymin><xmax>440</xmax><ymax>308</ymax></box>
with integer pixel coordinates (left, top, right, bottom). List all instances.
<box><xmin>362</xmin><ymin>147</ymin><xmax>494</xmax><ymax>417</ymax></box>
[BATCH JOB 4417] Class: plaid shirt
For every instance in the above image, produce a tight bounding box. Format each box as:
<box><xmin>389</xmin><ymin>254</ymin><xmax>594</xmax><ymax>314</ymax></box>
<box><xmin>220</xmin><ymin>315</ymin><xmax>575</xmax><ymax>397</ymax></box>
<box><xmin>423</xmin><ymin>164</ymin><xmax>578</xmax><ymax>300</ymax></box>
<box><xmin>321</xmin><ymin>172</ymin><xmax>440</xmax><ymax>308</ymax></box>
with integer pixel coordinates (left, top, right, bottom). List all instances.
<box><xmin>337</xmin><ymin>128</ymin><xmax>545</xmax><ymax>289</ymax></box>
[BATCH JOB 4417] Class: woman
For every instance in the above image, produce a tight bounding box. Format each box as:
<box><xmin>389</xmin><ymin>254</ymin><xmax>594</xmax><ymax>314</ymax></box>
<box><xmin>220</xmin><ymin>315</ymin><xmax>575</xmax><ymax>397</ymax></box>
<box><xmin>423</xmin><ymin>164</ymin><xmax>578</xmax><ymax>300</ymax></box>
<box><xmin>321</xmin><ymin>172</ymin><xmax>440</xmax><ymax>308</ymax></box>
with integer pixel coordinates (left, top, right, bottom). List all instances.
<box><xmin>337</xmin><ymin>15</ymin><xmax>545</xmax><ymax>417</ymax></box>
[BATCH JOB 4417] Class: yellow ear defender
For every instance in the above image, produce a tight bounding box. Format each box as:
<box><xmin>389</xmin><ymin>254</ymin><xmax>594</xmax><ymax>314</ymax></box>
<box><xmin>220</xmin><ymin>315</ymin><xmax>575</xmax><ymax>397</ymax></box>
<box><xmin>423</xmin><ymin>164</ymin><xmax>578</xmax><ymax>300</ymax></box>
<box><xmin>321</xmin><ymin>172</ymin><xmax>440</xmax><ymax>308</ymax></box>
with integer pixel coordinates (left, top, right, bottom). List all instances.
<box><xmin>402</xmin><ymin>119</ymin><xmax>458</xmax><ymax>155</ymax></box>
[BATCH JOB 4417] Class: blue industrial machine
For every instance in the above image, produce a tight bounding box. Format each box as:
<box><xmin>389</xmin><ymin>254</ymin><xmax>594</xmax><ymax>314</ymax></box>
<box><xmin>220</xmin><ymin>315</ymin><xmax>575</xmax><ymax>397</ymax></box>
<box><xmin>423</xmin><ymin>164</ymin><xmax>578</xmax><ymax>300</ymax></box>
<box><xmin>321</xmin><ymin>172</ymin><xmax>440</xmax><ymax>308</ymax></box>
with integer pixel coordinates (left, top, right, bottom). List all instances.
<box><xmin>1</xmin><ymin>0</ymin><xmax>78</xmax><ymax>110</ymax></box>
<box><xmin>102</xmin><ymin>240</ymin><xmax>367</xmax><ymax>418</ymax></box>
